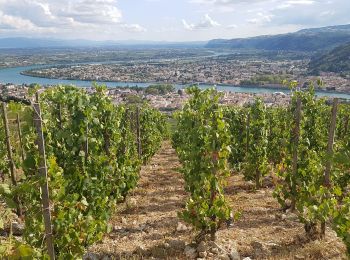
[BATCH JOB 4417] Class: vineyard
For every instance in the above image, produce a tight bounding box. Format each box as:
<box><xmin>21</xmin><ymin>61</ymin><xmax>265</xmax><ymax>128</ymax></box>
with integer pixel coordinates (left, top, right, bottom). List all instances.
<box><xmin>172</xmin><ymin>85</ymin><xmax>350</xmax><ymax>259</ymax></box>
<box><xmin>1</xmin><ymin>83</ymin><xmax>350</xmax><ymax>259</ymax></box>
<box><xmin>0</xmin><ymin>85</ymin><xmax>167</xmax><ymax>258</ymax></box>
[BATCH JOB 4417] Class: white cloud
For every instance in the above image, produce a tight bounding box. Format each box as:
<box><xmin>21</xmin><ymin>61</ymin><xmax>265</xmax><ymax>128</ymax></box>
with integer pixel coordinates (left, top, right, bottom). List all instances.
<box><xmin>0</xmin><ymin>0</ymin><xmax>123</xmax><ymax>27</ymax></box>
<box><xmin>247</xmin><ymin>12</ymin><xmax>274</xmax><ymax>24</ymax></box>
<box><xmin>120</xmin><ymin>23</ymin><xmax>147</xmax><ymax>33</ymax></box>
<box><xmin>190</xmin><ymin>0</ymin><xmax>264</xmax><ymax>5</ymax></box>
<box><xmin>190</xmin><ymin>0</ymin><xmax>346</xmax><ymax>29</ymax></box>
<box><xmin>57</xmin><ymin>0</ymin><xmax>122</xmax><ymax>24</ymax></box>
<box><xmin>287</xmin><ymin>0</ymin><xmax>315</xmax><ymax>4</ymax></box>
<box><xmin>277</xmin><ymin>0</ymin><xmax>315</xmax><ymax>9</ymax></box>
<box><xmin>0</xmin><ymin>11</ymin><xmax>42</xmax><ymax>31</ymax></box>
<box><xmin>0</xmin><ymin>0</ymin><xmax>349</xmax><ymax>41</ymax></box>
<box><xmin>226</xmin><ymin>24</ymin><xmax>237</xmax><ymax>29</ymax></box>
<box><xmin>182</xmin><ymin>14</ymin><xmax>220</xmax><ymax>30</ymax></box>
<box><xmin>189</xmin><ymin>0</ymin><xmax>254</xmax><ymax>12</ymax></box>
<box><xmin>0</xmin><ymin>0</ymin><xmax>148</xmax><ymax>37</ymax></box>
<box><xmin>271</xmin><ymin>0</ymin><xmax>349</xmax><ymax>26</ymax></box>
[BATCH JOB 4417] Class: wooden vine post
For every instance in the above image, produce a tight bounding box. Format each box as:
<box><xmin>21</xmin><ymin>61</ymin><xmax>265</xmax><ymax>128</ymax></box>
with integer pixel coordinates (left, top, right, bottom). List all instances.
<box><xmin>136</xmin><ymin>106</ymin><xmax>142</xmax><ymax>159</ymax></box>
<box><xmin>33</xmin><ymin>93</ymin><xmax>55</xmax><ymax>260</ymax></box>
<box><xmin>1</xmin><ymin>102</ymin><xmax>23</xmax><ymax>217</ymax></box>
<box><xmin>209</xmin><ymin>111</ymin><xmax>218</xmax><ymax>241</ymax></box>
<box><xmin>121</xmin><ymin>109</ymin><xmax>129</xmax><ymax>155</ymax></box>
<box><xmin>85</xmin><ymin>123</ymin><xmax>89</xmax><ymax>163</ymax></box>
<box><xmin>291</xmin><ymin>97</ymin><xmax>302</xmax><ymax>211</ymax></box>
<box><xmin>246</xmin><ymin>112</ymin><xmax>250</xmax><ymax>156</ymax></box>
<box><xmin>58</xmin><ymin>104</ymin><xmax>63</xmax><ymax>129</ymax></box>
<box><xmin>16</xmin><ymin>113</ymin><xmax>25</xmax><ymax>162</ymax></box>
<box><xmin>268</xmin><ymin>113</ymin><xmax>273</xmax><ymax>142</ymax></box>
<box><xmin>321</xmin><ymin>98</ymin><xmax>338</xmax><ymax>236</ymax></box>
<box><xmin>343</xmin><ymin>115</ymin><xmax>349</xmax><ymax>138</ymax></box>
<box><xmin>103</xmin><ymin>129</ymin><xmax>111</xmax><ymax>157</ymax></box>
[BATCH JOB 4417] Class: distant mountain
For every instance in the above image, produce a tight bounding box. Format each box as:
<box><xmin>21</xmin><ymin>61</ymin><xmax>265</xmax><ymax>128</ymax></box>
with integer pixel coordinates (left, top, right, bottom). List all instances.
<box><xmin>0</xmin><ymin>37</ymin><xmax>101</xmax><ymax>48</ymax></box>
<box><xmin>309</xmin><ymin>42</ymin><xmax>350</xmax><ymax>74</ymax></box>
<box><xmin>0</xmin><ymin>37</ymin><xmax>206</xmax><ymax>49</ymax></box>
<box><xmin>206</xmin><ymin>24</ymin><xmax>350</xmax><ymax>52</ymax></box>
<box><xmin>298</xmin><ymin>24</ymin><xmax>350</xmax><ymax>34</ymax></box>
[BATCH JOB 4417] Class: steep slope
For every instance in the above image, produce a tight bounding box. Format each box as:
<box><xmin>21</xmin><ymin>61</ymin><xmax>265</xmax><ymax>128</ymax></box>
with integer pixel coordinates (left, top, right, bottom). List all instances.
<box><xmin>86</xmin><ymin>141</ymin><xmax>346</xmax><ymax>259</ymax></box>
<box><xmin>206</xmin><ymin>24</ymin><xmax>350</xmax><ymax>52</ymax></box>
<box><xmin>309</xmin><ymin>42</ymin><xmax>350</xmax><ymax>74</ymax></box>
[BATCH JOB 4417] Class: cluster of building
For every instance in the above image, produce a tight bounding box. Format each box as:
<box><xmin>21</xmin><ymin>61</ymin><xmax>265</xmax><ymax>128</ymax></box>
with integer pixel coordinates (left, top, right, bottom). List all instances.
<box><xmin>306</xmin><ymin>73</ymin><xmax>350</xmax><ymax>93</ymax></box>
<box><xmin>0</xmin><ymin>83</ymin><xmax>292</xmax><ymax>111</ymax></box>
<box><xmin>0</xmin><ymin>83</ymin><xmax>29</xmax><ymax>101</ymax></box>
<box><xmin>106</xmin><ymin>87</ymin><xmax>291</xmax><ymax>110</ymax></box>
<box><xmin>20</xmin><ymin>56</ymin><xmax>350</xmax><ymax>93</ymax></box>
<box><xmin>22</xmin><ymin>58</ymin><xmax>307</xmax><ymax>86</ymax></box>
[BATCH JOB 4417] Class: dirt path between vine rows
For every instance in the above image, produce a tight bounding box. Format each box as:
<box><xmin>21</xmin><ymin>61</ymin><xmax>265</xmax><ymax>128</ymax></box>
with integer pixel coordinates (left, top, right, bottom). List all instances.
<box><xmin>87</xmin><ymin>141</ymin><xmax>347</xmax><ymax>260</ymax></box>
<box><xmin>87</xmin><ymin>141</ymin><xmax>192</xmax><ymax>259</ymax></box>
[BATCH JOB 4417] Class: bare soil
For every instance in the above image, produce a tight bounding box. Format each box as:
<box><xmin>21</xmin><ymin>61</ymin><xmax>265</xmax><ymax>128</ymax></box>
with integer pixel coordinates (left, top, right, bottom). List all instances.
<box><xmin>87</xmin><ymin>141</ymin><xmax>347</xmax><ymax>260</ymax></box>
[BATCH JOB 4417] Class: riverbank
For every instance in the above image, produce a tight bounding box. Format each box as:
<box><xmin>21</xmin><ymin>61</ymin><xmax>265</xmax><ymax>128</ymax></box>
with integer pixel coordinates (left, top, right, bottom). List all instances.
<box><xmin>15</xmin><ymin>58</ymin><xmax>309</xmax><ymax>90</ymax></box>
<box><xmin>19</xmin><ymin>70</ymin><xmax>350</xmax><ymax>96</ymax></box>
<box><xmin>1</xmin><ymin>64</ymin><xmax>350</xmax><ymax>99</ymax></box>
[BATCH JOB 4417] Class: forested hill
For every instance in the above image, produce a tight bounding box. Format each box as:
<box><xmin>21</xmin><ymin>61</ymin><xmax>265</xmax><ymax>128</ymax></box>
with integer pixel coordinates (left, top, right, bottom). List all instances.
<box><xmin>206</xmin><ymin>24</ymin><xmax>350</xmax><ymax>52</ymax></box>
<box><xmin>309</xmin><ymin>42</ymin><xmax>350</xmax><ymax>74</ymax></box>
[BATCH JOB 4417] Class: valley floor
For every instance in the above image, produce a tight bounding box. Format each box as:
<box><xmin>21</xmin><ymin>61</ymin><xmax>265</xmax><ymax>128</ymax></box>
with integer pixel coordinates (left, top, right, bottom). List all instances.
<box><xmin>87</xmin><ymin>141</ymin><xmax>346</xmax><ymax>260</ymax></box>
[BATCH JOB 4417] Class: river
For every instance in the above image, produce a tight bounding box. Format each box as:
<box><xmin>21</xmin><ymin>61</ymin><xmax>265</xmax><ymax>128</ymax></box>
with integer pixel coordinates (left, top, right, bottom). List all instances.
<box><xmin>1</xmin><ymin>64</ymin><xmax>350</xmax><ymax>99</ymax></box>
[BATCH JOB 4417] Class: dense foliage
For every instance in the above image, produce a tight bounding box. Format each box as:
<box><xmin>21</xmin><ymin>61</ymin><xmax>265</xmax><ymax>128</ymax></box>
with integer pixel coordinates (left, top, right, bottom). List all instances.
<box><xmin>0</xmin><ymin>85</ymin><xmax>167</xmax><ymax>258</ymax></box>
<box><xmin>309</xmin><ymin>42</ymin><xmax>350</xmax><ymax>75</ymax></box>
<box><xmin>240</xmin><ymin>74</ymin><xmax>292</xmax><ymax>86</ymax></box>
<box><xmin>266</xmin><ymin>106</ymin><xmax>290</xmax><ymax>165</ymax></box>
<box><xmin>243</xmin><ymin>99</ymin><xmax>269</xmax><ymax>188</ymax></box>
<box><xmin>139</xmin><ymin>105</ymin><xmax>168</xmax><ymax>163</ymax></box>
<box><xmin>4</xmin><ymin>82</ymin><xmax>350</xmax><ymax>256</ymax></box>
<box><xmin>0</xmin><ymin>113</ymin><xmax>6</xmax><ymax>180</ymax></box>
<box><xmin>145</xmin><ymin>84</ymin><xmax>175</xmax><ymax>95</ymax></box>
<box><xmin>173</xmin><ymin>87</ymin><xmax>232</xmax><ymax>240</ymax></box>
<box><xmin>223</xmin><ymin>106</ymin><xmax>247</xmax><ymax>170</ymax></box>
<box><xmin>173</xmin><ymin>85</ymin><xmax>350</xmax><ymax>255</ymax></box>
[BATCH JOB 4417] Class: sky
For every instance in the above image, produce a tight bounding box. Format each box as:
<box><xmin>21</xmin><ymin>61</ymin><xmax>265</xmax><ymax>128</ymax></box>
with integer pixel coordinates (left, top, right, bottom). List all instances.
<box><xmin>0</xmin><ymin>0</ymin><xmax>349</xmax><ymax>41</ymax></box>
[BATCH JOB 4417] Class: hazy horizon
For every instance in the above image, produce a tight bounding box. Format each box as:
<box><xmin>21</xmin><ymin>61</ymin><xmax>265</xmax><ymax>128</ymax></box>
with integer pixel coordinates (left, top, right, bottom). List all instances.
<box><xmin>0</xmin><ymin>0</ymin><xmax>349</xmax><ymax>42</ymax></box>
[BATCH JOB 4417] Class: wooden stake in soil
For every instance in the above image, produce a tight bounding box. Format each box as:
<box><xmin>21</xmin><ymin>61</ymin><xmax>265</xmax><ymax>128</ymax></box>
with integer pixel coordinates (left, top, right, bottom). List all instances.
<box><xmin>2</xmin><ymin>102</ymin><xmax>23</xmax><ymax>217</ymax></box>
<box><xmin>343</xmin><ymin>115</ymin><xmax>349</xmax><ymax>138</ymax></box>
<box><xmin>136</xmin><ymin>106</ymin><xmax>142</xmax><ymax>159</ymax></box>
<box><xmin>103</xmin><ymin>130</ymin><xmax>111</xmax><ymax>156</ymax></box>
<box><xmin>85</xmin><ymin>122</ymin><xmax>89</xmax><ymax>163</ymax></box>
<box><xmin>246</xmin><ymin>112</ymin><xmax>250</xmax><ymax>156</ymax></box>
<box><xmin>16</xmin><ymin>113</ymin><xmax>25</xmax><ymax>162</ymax></box>
<box><xmin>58</xmin><ymin>104</ymin><xmax>63</xmax><ymax>129</ymax></box>
<box><xmin>121</xmin><ymin>109</ymin><xmax>129</xmax><ymax>155</ymax></box>
<box><xmin>33</xmin><ymin>94</ymin><xmax>55</xmax><ymax>260</ymax></box>
<box><xmin>209</xmin><ymin>111</ymin><xmax>219</xmax><ymax>241</ymax></box>
<box><xmin>324</xmin><ymin>98</ymin><xmax>338</xmax><ymax>187</ymax></box>
<box><xmin>1</xmin><ymin>102</ymin><xmax>22</xmax><ymax>217</ymax></box>
<box><xmin>291</xmin><ymin>97</ymin><xmax>301</xmax><ymax>211</ymax></box>
<box><xmin>2</xmin><ymin>102</ymin><xmax>17</xmax><ymax>186</ymax></box>
<box><xmin>321</xmin><ymin>98</ymin><xmax>338</xmax><ymax>236</ymax></box>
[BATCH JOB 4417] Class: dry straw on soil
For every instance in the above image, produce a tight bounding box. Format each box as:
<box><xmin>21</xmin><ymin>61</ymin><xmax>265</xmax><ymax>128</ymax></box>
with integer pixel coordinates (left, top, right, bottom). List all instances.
<box><xmin>87</xmin><ymin>141</ymin><xmax>347</xmax><ymax>260</ymax></box>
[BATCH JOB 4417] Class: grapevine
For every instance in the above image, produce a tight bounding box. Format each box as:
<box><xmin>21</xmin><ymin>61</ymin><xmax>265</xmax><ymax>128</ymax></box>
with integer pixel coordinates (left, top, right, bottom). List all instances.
<box><xmin>243</xmin><ymin>98</ymin><xmax>268</xmax><ymax>189</ymax></box>
<box><xmin>173</xmin><ymin>86</ymin><xmax>232</xmax><ymax>241</ymax></box>
<box><xmin>0</xmin><ymin>84</ymin><xmax>166</xmax><ymax>258</ymax></box>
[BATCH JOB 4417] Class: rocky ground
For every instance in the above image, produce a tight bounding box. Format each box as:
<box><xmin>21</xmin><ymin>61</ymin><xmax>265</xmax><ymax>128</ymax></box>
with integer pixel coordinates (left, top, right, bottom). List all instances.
<box><xmin>85</xmin><ymin>141</ymin><xmax>347</xmax><ymax>260</ymax></box>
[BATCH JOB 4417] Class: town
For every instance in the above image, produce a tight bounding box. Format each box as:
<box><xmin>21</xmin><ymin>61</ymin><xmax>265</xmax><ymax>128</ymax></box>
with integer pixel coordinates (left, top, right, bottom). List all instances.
<box><xmin>21</xmin><ymin>58</ymin><xmax>306</xmax><ymax>86</ymax></box>
<box><xmin>21</xmin><ymin>56</ymin><xmax>350</xmax><ymax>93</ymax></box>
<box><xmin>0</xmin><ymin>82</ymin><xmax>315</xmax><ymax>112</ymax></box>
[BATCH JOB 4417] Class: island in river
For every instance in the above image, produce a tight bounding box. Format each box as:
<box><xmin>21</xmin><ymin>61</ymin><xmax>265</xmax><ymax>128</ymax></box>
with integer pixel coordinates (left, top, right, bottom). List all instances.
<box><xmin>20</xmin><ymin>56</ymin><xmax>350</xmax><ymax>94</ymax></box>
